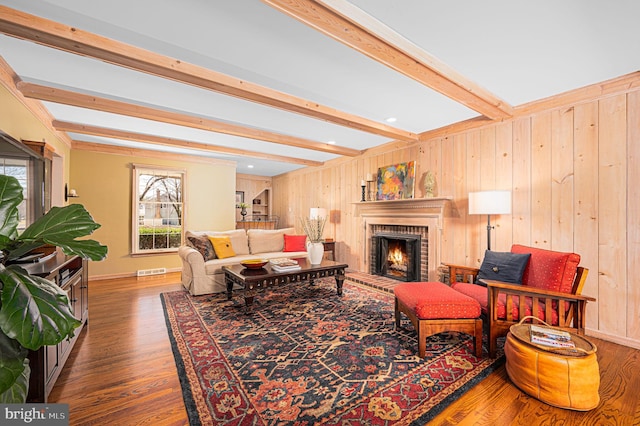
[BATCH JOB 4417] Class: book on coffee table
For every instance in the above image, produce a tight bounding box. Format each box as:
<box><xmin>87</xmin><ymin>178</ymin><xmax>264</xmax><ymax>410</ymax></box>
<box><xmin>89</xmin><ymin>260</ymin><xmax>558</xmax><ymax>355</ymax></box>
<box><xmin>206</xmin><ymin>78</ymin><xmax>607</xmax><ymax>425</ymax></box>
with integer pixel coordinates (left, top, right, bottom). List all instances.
<box><xmin>271</xmin><ymin>264</ymin><xmax>302</xmax><ymax>272</ymax></box>
<box><xmin>269</xmin><ymin>258</ymin><xmax>299</xmax><ymax>267</ymax></box>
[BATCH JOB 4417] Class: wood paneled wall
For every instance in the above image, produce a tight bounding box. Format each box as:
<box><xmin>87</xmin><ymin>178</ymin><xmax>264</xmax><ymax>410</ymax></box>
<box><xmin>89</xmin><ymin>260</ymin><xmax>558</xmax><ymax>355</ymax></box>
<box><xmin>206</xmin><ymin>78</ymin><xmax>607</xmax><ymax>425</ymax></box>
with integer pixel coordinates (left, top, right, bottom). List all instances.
<box><xmin>272</xmin><ymin>72</ymin><xmax>640</xmax><ymax>349</ymax></box>
<box><xmin>235</xmin><ymin>173</ymin><xmax>272</xmax><ymax>221</ymax></box>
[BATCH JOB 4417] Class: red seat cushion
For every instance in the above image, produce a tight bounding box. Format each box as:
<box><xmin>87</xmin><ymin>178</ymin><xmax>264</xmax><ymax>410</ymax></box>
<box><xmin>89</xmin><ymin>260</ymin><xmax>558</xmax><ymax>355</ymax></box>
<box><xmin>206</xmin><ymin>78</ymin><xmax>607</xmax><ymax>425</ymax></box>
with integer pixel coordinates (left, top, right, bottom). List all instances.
<box><xmin>452</xmin><ymin>282</ymin><xmax>560</xmax><ymax>325</ymax></box>
<box><xmin>511</xmin><ymin>244</ymin><xmax>580</xmax><ymax>294</ymax></box>
<box><xmin>394</xmin><ymin>282</ymin><xmax>481</xmax><ymax>319</ymax></box>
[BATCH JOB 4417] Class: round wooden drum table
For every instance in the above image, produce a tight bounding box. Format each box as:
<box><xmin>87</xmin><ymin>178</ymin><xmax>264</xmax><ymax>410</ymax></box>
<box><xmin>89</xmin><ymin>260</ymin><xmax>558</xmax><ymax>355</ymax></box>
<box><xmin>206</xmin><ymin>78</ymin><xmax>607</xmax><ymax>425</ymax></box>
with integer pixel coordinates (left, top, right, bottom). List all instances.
<box><xmin>504</xmin><ymin>322</ymin><xmax>600</xmax><ymax>411</ymax></box>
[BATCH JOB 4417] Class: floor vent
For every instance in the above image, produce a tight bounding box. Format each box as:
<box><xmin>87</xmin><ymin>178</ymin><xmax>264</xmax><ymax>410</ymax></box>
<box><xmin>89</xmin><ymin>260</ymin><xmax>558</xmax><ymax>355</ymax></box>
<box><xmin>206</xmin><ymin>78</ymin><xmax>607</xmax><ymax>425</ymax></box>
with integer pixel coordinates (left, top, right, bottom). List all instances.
<box><xmin>137</xmin><ymin>268</ymin><xmax>167</xmax><ymax>277</ymax></box>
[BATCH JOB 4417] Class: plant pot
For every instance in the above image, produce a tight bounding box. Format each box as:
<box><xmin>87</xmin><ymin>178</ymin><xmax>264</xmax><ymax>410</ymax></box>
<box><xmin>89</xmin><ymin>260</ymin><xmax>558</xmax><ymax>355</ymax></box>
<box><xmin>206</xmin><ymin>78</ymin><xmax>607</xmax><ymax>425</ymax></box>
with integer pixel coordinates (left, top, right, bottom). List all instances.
<box><xmin>307</xmin><ymin>242</ymin><xmax>324</xmax><ymax>265</ymax></box>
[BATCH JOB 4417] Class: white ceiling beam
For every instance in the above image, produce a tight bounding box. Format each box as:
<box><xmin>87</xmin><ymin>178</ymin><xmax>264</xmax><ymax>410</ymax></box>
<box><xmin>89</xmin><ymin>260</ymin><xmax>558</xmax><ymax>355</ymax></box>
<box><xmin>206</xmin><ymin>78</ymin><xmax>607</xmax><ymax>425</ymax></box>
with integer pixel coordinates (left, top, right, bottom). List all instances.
<box><xmin>53</xmin><ymin>121</ymin><xmax>324</xmax><ymax>167</ymax></box>
<box><xmin>71</xmin><ymin>140</ymin><xmax>237</xmax><ymax>165</ymax></box>
<box><xmin>18</xmin><ymin>82</ymin><xmax>361</xmax><ymax>157</ymax></box>
<box><xmin>263</xmin><ymin>0</ymin><xmax>514</xmax><ymax>120</ymax></box>
<box><xmin>0</xmin><ymin>5</ymin><xmax>418</xmax><ymax>142</ymax></box>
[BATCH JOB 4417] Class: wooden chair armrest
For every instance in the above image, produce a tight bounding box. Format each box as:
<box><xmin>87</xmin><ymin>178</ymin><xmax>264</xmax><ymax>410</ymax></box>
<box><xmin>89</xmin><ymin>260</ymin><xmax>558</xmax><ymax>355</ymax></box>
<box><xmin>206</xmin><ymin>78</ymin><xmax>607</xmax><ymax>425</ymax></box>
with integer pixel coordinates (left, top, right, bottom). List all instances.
<box><xmin>480</xmin><ymin>279</ymin><xmax>596</xmax><ymax>302</ymax></box>
<box><xmin>443</xmin><ymin>263</ymin><xmax>480</xmax><ymax>284</ymax></box>
<box><xmin>443</xmin><ymin>263</ymin><xmax>480</xmax><ymax>273</ymax></box>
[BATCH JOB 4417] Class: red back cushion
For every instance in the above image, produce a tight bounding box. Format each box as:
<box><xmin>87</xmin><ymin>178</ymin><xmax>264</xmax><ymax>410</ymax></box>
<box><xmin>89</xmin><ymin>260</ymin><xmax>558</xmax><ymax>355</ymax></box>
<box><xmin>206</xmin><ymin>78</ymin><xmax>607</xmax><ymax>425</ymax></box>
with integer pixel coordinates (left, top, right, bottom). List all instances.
<box><xmin>511</xmin><ymin>244</ymin><xmax>580</xmax><ymax>293</ymax></box>
<box><xmin>283</xmin><ymin>234</ymin><xmax>307</xmax><ymax>252</ymax></box>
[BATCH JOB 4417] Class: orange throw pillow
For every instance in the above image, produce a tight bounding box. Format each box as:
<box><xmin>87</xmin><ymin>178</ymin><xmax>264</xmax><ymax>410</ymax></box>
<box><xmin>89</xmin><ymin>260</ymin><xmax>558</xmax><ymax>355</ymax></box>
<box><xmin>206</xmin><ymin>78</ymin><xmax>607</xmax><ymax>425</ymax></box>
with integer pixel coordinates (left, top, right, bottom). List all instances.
<box><xmin>283</xmin><ymin>234</ymin><xmax>307</xmax><ymax>252</ymax></box>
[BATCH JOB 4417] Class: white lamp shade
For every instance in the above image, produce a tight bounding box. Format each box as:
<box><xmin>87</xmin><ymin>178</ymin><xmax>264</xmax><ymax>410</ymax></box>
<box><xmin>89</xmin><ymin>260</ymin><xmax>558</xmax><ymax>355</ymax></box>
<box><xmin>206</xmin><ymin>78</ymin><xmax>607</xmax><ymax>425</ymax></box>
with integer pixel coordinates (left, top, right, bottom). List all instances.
<box><xmin>468</xmin><ymin>191</ymin><xmax>511</xmax><ymax>215</ymax></box>
<box><xmin>310</xmin><ymin>208</ymin><xmax>327</xmax><ymax>219</ymax></box>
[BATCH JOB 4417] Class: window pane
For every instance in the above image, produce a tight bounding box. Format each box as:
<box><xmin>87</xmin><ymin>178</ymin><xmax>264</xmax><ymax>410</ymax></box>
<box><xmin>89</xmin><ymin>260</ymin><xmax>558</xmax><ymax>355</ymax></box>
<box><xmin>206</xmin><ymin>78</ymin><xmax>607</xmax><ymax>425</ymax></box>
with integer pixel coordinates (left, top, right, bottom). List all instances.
<box><xmin>134</xmin><ymin>167</ymin><xmax>184</xmax><ymax>253</ymax></box>
<box><xmin>0</xmin><ymin>158</ymin><xmax>28</xmax><ymax>231</ymax></box>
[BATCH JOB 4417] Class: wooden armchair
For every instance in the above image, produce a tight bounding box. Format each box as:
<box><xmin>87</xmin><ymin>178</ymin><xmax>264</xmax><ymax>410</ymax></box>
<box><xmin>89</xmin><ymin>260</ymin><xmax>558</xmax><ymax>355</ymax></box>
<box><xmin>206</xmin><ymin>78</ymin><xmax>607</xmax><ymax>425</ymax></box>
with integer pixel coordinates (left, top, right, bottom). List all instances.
<box><xmin>445</xmin><ymin>245</ymin><xmax>595</xmax><ymax>358</ymax></box>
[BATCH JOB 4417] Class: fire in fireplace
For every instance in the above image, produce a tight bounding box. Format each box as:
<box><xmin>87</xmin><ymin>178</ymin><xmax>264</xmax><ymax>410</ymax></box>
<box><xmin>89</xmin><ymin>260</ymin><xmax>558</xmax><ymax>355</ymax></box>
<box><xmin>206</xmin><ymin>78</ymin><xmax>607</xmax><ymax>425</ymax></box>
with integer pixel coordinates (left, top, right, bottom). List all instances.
<box><xmin>373</xmin><ymin>232</ymin><xmax>421</xmax><ymax>282</ymax></box>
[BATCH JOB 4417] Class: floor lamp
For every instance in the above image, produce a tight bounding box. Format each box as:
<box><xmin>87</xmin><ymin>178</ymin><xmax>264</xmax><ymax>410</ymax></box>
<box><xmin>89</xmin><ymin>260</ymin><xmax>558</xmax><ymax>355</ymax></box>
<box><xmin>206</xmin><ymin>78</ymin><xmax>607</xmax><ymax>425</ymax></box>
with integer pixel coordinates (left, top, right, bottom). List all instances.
<box><xmin>468</xmin><ymin>191</ymin><xmax>511</xmax><ymax>251</ymax></box>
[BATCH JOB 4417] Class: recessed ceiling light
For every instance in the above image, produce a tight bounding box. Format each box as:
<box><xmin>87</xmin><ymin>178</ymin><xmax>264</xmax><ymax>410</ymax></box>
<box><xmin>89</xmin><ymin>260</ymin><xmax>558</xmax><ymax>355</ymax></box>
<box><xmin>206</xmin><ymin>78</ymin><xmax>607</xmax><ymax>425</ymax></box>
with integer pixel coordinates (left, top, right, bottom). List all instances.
<box><xmin>327</xmin><ymin>140</ymin><xmax>336</xmax><ymax>145</ymax></box>
<box><xmin>248</xmin><ymin>165</ymin><xmax>254</xmax><ymax>168</ymax></box>
<box><xmin>385</xmin><ymin>117</ymin><xmax>397</xmax><ymax>123</ymax></box>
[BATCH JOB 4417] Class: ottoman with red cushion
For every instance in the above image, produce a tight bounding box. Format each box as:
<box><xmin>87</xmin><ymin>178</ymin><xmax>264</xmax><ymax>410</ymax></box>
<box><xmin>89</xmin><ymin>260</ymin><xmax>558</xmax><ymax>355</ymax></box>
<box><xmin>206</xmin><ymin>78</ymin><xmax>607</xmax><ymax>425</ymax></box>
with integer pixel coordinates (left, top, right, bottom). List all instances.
<box><xmin>394</xmin><ymin>282</ymin><xmax>483</xmax><ymax>358</ymax></box>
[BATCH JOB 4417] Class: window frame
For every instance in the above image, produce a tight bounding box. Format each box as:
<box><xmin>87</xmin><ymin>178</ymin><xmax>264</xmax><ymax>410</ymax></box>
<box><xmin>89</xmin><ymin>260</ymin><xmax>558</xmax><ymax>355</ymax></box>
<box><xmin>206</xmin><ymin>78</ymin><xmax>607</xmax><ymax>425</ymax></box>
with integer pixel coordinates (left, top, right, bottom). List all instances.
<box><xmin>131</xmin><ymin>164</ymin><xmax>186</xmax><ymax>255</ymax></box>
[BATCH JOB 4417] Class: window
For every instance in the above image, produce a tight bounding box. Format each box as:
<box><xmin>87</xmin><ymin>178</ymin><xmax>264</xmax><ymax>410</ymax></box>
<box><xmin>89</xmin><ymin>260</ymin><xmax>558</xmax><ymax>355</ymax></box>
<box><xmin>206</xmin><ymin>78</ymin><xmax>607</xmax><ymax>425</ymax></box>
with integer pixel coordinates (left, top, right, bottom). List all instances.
<box><xmin>0</xmin><ymin>157</ymin><xmax>29</xmax><ymax>231</ymax></box>
<box><xmin>132</xmin><ymin>165</ymin><xmax>184</xmax><ymax>254</ymax></box>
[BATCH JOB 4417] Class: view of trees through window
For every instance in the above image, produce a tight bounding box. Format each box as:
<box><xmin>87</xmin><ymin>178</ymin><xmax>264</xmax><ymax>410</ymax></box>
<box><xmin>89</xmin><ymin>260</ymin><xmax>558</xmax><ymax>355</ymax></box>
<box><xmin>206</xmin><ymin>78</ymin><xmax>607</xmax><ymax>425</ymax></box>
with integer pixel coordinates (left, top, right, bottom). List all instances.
<box><xmin>0</xmin><ymin>158</ymin><xmax>28</xmax><ymax>231</ymax></box>
<box><xmin>134</xmin><ymin>166</ymin><xmax>184</xmax><ymax>253</ymax></box>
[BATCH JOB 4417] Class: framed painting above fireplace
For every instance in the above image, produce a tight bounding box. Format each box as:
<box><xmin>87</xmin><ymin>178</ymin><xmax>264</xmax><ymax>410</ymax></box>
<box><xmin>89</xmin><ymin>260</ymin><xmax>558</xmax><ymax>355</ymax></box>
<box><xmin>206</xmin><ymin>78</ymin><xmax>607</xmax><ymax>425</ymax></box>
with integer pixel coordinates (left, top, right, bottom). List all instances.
<box><xmin>376</xmin><ymin>161</ymin><xmax>415</xmax><ymax>200</ymax></box>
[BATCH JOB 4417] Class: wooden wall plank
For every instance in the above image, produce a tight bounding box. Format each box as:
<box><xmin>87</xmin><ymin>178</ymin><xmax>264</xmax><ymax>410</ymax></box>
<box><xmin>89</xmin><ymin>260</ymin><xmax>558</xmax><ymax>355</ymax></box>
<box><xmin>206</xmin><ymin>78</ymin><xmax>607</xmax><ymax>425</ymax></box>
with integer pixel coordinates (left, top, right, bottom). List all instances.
<box><xmin>598</xmin><ymin>94</ymin><xmax>627</xmax><ymax>336</ymax></box>
<box><xmin>531</xmin><ymin>112</ymin><xmax>553</xmax><ymax>248</ymax></box>
<box><xmin>450</xmin><ymin>134</ymin><xmax>468</xmax><ymax>265</ymax></box>
<box><xmin>439</xmin><ymin>137</ymin><xmax>452</xmax><ymax>262</ymax></box>
<box><xmin>551</xmin><ymin>107</ymin><xmax>575</xmax><ymax>252</ymax></box>
<box><xmin>628</xmin><ymin>91</ymin><xmax>640</xmax><ymax>340</ymax></box>
<box><xmin>512</xmin><ymin>118</ymin><xmax>532</xmax><ymax>245</ymax></box>
<box><xmin>572</xmin><ymin>101</ymin><xmax>599</xmax><ymax>329</ymax></box>
<box><xmin>466</xmin><ymin>130</ymin><xmax>483</xmax><ymax>264</ymax></box>
<box><xmin>495</xmin><ymin>122</ymin><xmax>514</xmax><ymax>251</ymax></box>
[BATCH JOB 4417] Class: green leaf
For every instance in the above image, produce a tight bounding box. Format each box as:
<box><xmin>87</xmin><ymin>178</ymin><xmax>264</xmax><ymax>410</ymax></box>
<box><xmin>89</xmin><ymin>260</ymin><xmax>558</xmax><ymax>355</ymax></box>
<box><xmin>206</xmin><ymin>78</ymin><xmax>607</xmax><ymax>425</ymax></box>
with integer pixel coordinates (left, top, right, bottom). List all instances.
<box><xmin>0</xmin><ymin>265</ymin><xmax>81</xmax><ymax>350</ymax></box>
<box><xmin>11</xmin><ymin>204</ymin><xmax>108</xmax><ymax>261</ymax></box>
<box><xmin>0</xmin><ymin>331</ymin><xmax>28</xmax><ymax>397</ymax></box>
<box><xmin>0</xmin><ymin>358</ymin><xmax>29</xmax><ymax>403</ymax></box>
<box><xmin>45</xmin><ymin>238</ymin><xmax>108</xmax><ymax>261</ymax></box>
<box><xmin>0</xmin><ymin>175</ymin><xmax>23</xmax><ymax>246</ymax></box>
<box><xmin>19</xmin><ymin>204</ymin><xmax>101</xmax><ymax>241</ymax></box>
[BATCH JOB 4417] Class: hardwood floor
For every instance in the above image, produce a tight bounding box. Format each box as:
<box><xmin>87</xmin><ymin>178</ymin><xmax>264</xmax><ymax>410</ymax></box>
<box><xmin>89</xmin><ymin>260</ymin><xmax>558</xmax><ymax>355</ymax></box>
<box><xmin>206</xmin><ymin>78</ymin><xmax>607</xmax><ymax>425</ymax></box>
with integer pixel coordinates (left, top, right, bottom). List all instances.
<box><xmin>50</xmin><ymin>273</ymin><xmax>640</xmax><ymax>425</ymax></box>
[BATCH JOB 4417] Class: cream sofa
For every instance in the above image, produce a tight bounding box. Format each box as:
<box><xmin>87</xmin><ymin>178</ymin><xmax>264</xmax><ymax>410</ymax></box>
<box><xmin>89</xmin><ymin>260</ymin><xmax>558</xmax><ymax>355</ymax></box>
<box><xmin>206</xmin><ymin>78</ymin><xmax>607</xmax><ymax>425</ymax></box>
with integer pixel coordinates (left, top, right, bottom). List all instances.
<box><xmin>178</xmin><ymin>227</ymin><xmax>308</xmax><ymax>295</ymax></box>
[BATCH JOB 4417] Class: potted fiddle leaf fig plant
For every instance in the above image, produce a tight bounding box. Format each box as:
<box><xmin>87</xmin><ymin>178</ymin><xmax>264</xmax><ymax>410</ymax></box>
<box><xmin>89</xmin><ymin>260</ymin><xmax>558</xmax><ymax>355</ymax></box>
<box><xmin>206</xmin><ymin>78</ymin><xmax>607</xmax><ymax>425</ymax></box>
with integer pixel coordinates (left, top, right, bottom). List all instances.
<box><xmin>0</xmin><ymin>174</ymin><xmax>108</xmax><ymax>403</ymax></box>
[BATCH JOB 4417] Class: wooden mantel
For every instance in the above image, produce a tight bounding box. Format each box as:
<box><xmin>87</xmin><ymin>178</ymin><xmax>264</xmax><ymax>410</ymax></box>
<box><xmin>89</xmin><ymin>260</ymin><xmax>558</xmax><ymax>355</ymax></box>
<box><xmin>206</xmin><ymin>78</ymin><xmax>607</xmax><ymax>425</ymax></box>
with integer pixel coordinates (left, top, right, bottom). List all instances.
<box><xmin>353</xmin><ymin>196</ymin><xmax>453</xmax><ymax>223</ymax></box>
<box><xmin>355</xmin><ymin>197</ymin><xmax>452</xmax><ymax>282</ymax></box>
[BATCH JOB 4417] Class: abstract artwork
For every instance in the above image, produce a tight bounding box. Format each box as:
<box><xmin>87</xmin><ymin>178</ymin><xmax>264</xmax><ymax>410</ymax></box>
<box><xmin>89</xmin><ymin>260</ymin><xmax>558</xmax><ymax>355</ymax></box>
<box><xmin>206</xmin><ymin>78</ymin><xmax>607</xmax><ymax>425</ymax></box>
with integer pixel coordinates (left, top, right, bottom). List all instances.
<box><xmin>376</xmin><ymin>161</ymin><xmax>416</xmax><ymax>200</ymax></box>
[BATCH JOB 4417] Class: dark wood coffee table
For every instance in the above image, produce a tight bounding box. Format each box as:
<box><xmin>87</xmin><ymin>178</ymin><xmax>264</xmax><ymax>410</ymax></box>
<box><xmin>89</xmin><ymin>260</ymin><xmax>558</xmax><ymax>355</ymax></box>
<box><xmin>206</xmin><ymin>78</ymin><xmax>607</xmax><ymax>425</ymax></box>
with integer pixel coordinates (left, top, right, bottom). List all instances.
<box><xmin>223</xmin><ymin>258</ymin><xmax>348</xmax><ymax>312</ymax></box>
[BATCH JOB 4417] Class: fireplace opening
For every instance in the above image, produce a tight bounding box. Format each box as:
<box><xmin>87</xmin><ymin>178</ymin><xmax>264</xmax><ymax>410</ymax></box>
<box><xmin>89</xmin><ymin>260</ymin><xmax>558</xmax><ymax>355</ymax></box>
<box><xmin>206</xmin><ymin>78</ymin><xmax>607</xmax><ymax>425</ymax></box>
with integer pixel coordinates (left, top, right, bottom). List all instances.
<box><xmin>373</xmin><ymin>233</ymin><xmax>421</xmax><ymax>282</ymax></box>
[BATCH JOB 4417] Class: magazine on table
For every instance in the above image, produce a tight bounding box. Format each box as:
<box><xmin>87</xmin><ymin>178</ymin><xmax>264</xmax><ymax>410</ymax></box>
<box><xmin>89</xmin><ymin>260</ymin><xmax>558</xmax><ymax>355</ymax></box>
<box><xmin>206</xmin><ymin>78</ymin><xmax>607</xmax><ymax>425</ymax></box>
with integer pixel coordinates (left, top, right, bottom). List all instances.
<box><xmin>530</xmin><ymin>324</ymin><xmax>576</xmax><ymax>348</ymax></box>
<box><xmin>269</xmin><ymin>258</ymin><xmax>299</xmax><ymax>267</ymax></box>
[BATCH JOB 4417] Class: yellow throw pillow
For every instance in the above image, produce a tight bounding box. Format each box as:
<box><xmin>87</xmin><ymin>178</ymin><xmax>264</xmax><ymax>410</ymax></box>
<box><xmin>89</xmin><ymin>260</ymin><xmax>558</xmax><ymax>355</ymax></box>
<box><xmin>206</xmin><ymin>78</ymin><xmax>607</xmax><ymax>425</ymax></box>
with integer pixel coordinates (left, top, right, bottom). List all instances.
<box><xmin>208</xmin><ymin>236</ymin><xmax>236</xmax><ymax>259</ymax></box>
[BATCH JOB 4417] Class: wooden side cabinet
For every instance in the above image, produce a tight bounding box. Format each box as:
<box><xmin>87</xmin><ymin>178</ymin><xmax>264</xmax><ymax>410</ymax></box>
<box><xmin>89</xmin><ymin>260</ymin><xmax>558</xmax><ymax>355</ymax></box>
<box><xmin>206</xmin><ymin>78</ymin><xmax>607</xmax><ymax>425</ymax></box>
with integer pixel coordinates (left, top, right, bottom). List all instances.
<box><xmin>21</xmin><ymin>252</ymin><xmax>88</xmax><ymax>402</ymax></box>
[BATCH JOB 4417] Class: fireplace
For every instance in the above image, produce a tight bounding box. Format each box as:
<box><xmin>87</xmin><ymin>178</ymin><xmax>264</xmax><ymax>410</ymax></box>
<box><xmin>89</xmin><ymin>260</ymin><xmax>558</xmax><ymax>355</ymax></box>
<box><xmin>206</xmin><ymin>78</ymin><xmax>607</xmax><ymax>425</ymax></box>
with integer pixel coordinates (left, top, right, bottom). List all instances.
<box><xmin>356</xmin><ymin>197</ymin><xmax>450</xmax><ymax>282</ymax></box>
<box><xmin>373</xmin><ymin>233</ymin><xmax>421</xmax><ymax>281</ymax></box>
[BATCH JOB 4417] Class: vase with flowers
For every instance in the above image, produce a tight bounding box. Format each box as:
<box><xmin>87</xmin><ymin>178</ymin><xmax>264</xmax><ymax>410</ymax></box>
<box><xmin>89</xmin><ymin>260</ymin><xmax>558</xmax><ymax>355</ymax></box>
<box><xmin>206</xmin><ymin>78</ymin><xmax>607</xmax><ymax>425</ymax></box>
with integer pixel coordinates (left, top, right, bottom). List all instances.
<box><xmin>237</xmin><ymin>202</ymin><xmax>248</xmax><ymax>220</ymax></box>
<box><xmin>300</xmin><ymin>210</ymin><xmax>327</xmax><ymax>264</ymax></box>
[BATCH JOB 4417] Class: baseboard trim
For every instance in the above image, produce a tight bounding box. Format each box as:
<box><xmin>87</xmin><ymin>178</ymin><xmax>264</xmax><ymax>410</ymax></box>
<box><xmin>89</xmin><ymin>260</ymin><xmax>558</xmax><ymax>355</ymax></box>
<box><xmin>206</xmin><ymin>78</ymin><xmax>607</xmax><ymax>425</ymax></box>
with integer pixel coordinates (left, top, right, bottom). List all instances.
<box><xmin>586</xmin><ymin>328</ymin><xmax>640</xmax><ymax>350</ymax></box>
<box><xmin>90</xmin><ymin>267</ymin><xmax>181</xmax><ymax>281</ymax></box>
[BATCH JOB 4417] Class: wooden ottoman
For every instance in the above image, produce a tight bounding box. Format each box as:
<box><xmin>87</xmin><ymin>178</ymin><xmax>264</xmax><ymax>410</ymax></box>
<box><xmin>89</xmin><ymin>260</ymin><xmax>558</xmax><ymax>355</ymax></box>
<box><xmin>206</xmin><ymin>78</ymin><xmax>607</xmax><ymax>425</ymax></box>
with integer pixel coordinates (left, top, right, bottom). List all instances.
<box><xmin>394</xmin><ymin>282</ymin><xmax>483</xmax><ymax>358</ymax></box>
<box><xmin>505</xmin><ymin>322</ymin><xmax>600</xmax><ymax>410</ymax></box>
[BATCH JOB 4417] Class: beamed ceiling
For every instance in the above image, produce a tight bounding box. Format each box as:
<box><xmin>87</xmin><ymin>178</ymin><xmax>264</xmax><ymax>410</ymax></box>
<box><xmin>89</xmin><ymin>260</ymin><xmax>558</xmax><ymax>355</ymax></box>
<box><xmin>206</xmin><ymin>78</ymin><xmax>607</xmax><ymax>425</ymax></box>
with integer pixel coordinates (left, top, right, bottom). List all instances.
<box><xmin>1</xmin><ymin>0</ymin><xmax>639</xmax><ymax>176</ymax></box>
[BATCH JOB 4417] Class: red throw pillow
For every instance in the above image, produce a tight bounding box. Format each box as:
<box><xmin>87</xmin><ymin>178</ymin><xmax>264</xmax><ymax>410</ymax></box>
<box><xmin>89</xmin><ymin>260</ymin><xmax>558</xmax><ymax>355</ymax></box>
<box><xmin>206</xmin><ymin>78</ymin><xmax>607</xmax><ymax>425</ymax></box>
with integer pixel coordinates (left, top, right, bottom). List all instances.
<box><xmin>283</xmin><ymin>234</ymin><xmax>307</xmax><ymax>252</ymax></box>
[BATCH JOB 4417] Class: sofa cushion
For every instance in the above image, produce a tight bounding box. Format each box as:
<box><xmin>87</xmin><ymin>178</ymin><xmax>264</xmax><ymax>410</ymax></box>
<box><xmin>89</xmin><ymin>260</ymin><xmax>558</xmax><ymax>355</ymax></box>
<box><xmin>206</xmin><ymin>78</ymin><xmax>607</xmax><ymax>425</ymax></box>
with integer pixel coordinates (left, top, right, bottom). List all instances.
<box><xmin>206</xmin><ymin>229</ymin><xmax>249</xmax><ymax>255</ymax></box>
<box><xmin>247</xmin><ymin>227</ymin><xmax>296</xmax><ymax>254</ymax></box>
<box><xmin>511</xmin><ymin>244</ymin><xmax>580</xmax><ymax>293</ymax></box>
<box><xmin>208</xmin><ymin>236</ymin><xmax>236</xmax><ymax>259</ymax></box>
<box><xmin>284</xmin><ymin>234</ymin><xmax>307</xmax><ymax>252</ymax></box>
<box><xmin>186</xmin><ymin>231</ymin><xmax>216</xmax><ymax>260</ymax></box>
<box><xmin>477</xmin><ymin>250</ymin><xmax>530</xmax><ymax>284</ymax></box>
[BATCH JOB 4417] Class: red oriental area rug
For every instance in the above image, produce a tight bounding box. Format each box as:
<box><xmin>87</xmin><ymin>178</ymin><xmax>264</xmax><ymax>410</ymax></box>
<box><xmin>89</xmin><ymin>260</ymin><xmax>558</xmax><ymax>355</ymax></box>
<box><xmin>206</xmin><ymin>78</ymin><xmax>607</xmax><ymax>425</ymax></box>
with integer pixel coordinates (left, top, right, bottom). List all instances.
<box><xmin>161</xmin><ymin>280</ymin><xmax>504</xmax><ymax>425</ymax></box>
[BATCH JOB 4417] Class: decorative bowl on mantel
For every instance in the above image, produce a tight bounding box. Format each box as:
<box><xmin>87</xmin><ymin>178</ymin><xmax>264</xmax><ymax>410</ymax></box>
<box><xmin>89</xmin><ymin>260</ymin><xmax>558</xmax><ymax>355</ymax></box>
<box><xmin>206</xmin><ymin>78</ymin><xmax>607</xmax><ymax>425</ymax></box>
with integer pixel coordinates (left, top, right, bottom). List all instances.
<box><xmin>240</xmin><ymin>259</ymin><xmax>268</xmax><ymax>269</ymax></box>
